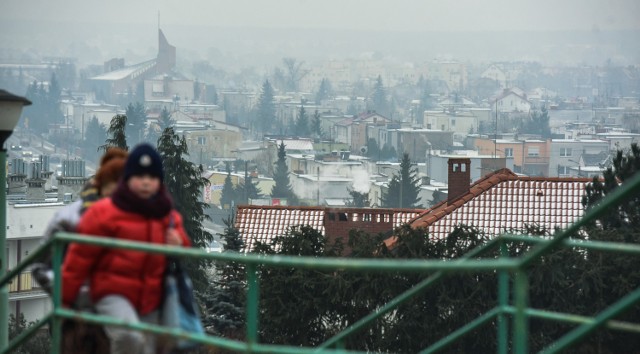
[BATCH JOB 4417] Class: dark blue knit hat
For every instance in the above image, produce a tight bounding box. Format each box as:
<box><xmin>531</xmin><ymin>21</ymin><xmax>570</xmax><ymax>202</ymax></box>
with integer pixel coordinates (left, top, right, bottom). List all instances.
<box><xmin>124</xmin><ymin>143</ymin><xmax>164</xmax><ymax>182</ymax></box>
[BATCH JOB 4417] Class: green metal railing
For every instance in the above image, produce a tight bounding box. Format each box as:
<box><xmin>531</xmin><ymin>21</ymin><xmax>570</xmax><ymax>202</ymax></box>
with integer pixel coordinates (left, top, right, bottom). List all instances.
<box><xmin>2</xmin><ymin>171</ymin><xmax>640</xmax><ymax>353</ymax></box>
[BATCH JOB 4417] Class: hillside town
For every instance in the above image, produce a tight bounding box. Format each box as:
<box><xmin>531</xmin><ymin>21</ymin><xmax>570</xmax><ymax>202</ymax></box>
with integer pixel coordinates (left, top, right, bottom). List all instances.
<box><xmin>2</xmin><ymin>19</ymin><xmax>640</xmax><ymax>351</ymax></box>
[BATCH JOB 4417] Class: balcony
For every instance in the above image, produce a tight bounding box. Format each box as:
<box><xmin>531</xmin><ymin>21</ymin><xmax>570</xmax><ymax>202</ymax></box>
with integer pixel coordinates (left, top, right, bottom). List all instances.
<box><xmin>7</xmin><ymin>271</ymin><xmax>48</xmax><ymax>301</ymax></box>
<box><xmin>523</xmin><ymin>156</ymin><xmax>549</xmax><ymax>165</ymax></box>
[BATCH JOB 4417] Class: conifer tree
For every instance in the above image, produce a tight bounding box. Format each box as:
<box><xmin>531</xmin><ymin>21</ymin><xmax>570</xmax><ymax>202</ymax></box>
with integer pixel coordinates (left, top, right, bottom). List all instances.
<box><xmin>314</xmin><ymin>78</ymin><xmax>332</xmax><ymax>105</ymax></box>
<box><xmin>380</xmin><ymin>153</ymin><xmax>421</xmax><ymax>208</ymax></box>
<box><xmin>125</xmin><ymin>102</ymin><xmax>146</xmax><ymax>146</ymax></box>
<box><xmin>294</xmin><ymin>103</ymin><xmax>309</xmax><ymax>137</ymax></box>
<box><xmin>100</xmin><ymin>114</ymin><xmax>128</xmax><ymax>151</ymax></box>
<box><xmin>201</xmin><ymin>216</ymin><xmax>246</xmax><ymax>339</ymax></box>
<box><xmin>346</xmin><ymin>188</ymin><xmax>370</xmax><ymax>207</ymax></box>
<box><xmin>271</xmin><ymin>142</ymin><xmax>297</xmax><ymax>204</ymax></box>
<box><xmin>235</xmin><ymin>169</ymin><xmax>262</xmax><ymax>205</ymax></box>
<box><xmin>157</xmin><ymin>126</ymin><xmax>213</xmax><ymax>289</ymax></box>
<box><xmin>311</xmin><ymin>109</ymin><xmax>323</xmax><ymax>139</ymax></box>
<box><xmin>220</xmin><ymin>163</ymin><xmax>236</xmax><ymax>209</ymax></box>
<box><xmin>371</xmin><ymin>75</ymin><xmax>389</xmax><ymax>116</ymax></box>
<box><xmin>255</xmin><ymin>80</ymin><xmax>276</xmax><ymax>136</ymax></box>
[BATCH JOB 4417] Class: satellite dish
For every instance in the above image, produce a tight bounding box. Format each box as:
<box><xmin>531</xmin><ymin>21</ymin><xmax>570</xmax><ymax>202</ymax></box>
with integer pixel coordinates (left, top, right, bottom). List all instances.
<box><xmin>360</xmin><ymin>146</ymin><xmax>368</xmax><ymax>154</ymax></box>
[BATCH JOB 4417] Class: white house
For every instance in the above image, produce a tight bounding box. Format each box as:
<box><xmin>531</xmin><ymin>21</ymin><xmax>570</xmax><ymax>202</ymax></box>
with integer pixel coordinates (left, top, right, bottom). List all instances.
<box><xmin>493</xmin><ymin>89</ymin><xmax>531</xmax><ymax>113</ymax></box>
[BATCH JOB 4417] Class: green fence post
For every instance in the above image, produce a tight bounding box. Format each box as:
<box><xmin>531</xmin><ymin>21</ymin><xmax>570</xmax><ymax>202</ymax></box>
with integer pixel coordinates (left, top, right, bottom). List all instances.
<box><xmin>513</xmin><ymin>270</ymin><xmax>529</xmax><ymax>354</ymax></box>
<box><xmin>51</xmin><ymin>237</ymin><xmax>63</xmax><ymax>354</ymax></box>
<box><xmin>0</xmin><ymin>148</ymin><xmax>8</xmax><ymax>349</ymax></box>
<box><xmin>497</xmin><ymin>239</ymin><xmax>509</xmax><ymax>354</ymax></box>
<box><xmin>246</xmin><ymin>263</ymin><xmax>259</xmax><ymax>352</ymax></box>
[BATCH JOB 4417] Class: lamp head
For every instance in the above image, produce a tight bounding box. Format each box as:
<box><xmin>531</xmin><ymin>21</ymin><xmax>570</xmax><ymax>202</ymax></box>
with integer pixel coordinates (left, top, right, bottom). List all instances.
<box><xmin>0</xmin><ymin>90</ymin><xmax>31</xmax><ymax>147</ymax></box>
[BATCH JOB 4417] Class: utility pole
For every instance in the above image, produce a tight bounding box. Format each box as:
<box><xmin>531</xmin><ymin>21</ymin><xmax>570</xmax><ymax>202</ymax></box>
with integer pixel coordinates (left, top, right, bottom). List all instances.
<box><xmin>317</xmin><ymin>167</ymin><xmax>320</xmax><ymax>206</ymax></box>
<box><xmin>244</xmin><ymin>161</ymin><xmax>248</xmax><ymax>203</ymax></box>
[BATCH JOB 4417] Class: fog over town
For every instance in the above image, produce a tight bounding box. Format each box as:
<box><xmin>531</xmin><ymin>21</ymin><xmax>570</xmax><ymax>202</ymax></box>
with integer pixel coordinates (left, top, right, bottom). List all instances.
<box><xmin>4</xmin><ymin>2</ymin><xmax>640</xmax><ymax>349</ymax></box>
<box><xmin>1</xmin><ymin>0</ymin><xmax>639</xmax><ymax>210</ymax></box>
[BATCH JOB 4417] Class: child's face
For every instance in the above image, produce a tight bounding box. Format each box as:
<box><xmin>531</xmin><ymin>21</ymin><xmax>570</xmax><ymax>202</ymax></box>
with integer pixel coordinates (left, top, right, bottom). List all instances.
<box><xmin>127</xmin><ymin>174</ymin><xmax>161</xmax><ymax>199</ymax></box>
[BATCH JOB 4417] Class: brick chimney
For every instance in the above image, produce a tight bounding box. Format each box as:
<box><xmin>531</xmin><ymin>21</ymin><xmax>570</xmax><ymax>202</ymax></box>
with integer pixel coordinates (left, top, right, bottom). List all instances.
<box><xmin>447</xmin><ymin>158</ymin><xmax>471</xmax><ymax>204</ymax></box>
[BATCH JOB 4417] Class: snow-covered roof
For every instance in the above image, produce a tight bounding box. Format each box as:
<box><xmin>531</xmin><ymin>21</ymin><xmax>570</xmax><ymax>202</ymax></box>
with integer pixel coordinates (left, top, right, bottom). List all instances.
<box><xmin>91</xmin><ymin>59</ymin><xmax>156</xmax><ymax>81</ymax></box>
<box><xmin>398</xmin><ymin>169</ymin><xmax>591</xmax><ymax>242</ymax></box>
<box><xmin>236</xmin><ymin>206</ymin><xmax>422</xmax><ymax>252</ymax></box>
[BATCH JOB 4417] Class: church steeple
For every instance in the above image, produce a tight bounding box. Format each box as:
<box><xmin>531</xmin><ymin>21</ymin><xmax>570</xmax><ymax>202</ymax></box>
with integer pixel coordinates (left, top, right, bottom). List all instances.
<box><xmin>157</xmin><ymin>29</ymin><xmax>176</xmax><ymax>73</ymax></box>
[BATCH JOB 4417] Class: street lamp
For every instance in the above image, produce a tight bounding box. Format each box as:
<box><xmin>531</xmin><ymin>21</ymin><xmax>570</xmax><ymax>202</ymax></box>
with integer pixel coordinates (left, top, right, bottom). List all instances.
<box><xmin>0</xmin><ymin>90</ymin><xmax>31</xmax><ymax>348</ymax></box>
<box><xmin>568</xmin><ymin>159</ymin><xmax>582</xmax><ymax>177</ymax></box>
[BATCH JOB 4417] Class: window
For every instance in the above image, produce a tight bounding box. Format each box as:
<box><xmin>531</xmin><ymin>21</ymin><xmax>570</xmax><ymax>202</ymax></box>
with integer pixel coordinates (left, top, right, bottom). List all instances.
<box><xmin>197</xmin><ymin>136</ymin><xmax>206</xmax><ymax>145</ymax></box>
<box><xmin>451</xmin><ymin>119</ymin><xmax>456</xmax><ymax>126</ymax></box>
<box><xmin>528</xmin><ymin>147</ymin><xmax>540</xmax><ymax>157</ymax></box>
<box><xmin>560</xmin><ymin>147</ymin><xmax>572</xmax><ymax>157</ymax></box>
<box><xmin>505</xmin><ymin>148</ymin><xmax>514</xmax><ymax>157</ymax></box>
<box><xmin>558</xmin><ymin>165</ymin><xmax>569</xmax><ymax>175</ymax></box>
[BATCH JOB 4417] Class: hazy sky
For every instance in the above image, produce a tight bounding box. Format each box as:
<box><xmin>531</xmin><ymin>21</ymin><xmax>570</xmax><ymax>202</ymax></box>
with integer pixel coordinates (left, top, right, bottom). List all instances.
<box><xmin>3</xmin><ymin>0</ymin><xmax>640</xmax><ymax>32</ymax></box>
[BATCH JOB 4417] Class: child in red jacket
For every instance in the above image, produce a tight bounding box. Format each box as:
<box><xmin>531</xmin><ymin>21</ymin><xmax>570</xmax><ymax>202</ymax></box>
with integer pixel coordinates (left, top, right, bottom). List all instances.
<box><xmin>62</xmin><ymin>143</ymin><xmax>191</xmax><ymax>354</ymax></box>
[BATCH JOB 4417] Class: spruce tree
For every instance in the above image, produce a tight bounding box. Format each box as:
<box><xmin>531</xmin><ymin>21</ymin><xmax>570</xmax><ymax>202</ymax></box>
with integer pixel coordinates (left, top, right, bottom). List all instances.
<box><xmin>294</xmin><ymin>103</ymin><xmax>309</xmax><ymax>137</ymax></box>
<box><xmin>125</xmin><ymin>102</ymin><xmax>146</xmax><ymax>146</ymax></box>
<box><xmin>157</xmin><ymin>126</ymin><xmax>213</xmax><ymax>289</ymax></box>
<box><xmin>311</xmin><ymin>109</ymin><xmax>323</xmax><ymax>139</ymax></box>
<box><xmin>314</xmin><ymin>78</ymin><xmax>332</xmax><ymax>105</ymax></box>
<box><xmin>158</xmin><ymin>106</ymin><xmax>175</xmax><ymax>130</ymax></box>
<box><xmin>380</xmin><ymin>153</ymin><xmax>421</xmax><ymax>208</ymax></box>
<box><xmin>220</xmin><ymin>163</ymin><xmax>236</xmax><ymax>209</ymax></box>
<box><xmin>271</xmin><ymin>142</ymin><xmax>297</xmax><ymax>204</ymax></box>
<box><xmin>371</xmin><ymin>75</ymin><xmax>388</xmax><ymax>116</ymax></box>
<box><xmin>201</xmin><ymin>216</ymin><xmax>246</xmax><ymax>339</ymax></box>
<box><xmin>255</xmin><ymin>80</ymin><xmax>276</xmax><ymax>136</ymax></box>
<box><xmin>346</xmin><ymin>188</ymin><xmax>370</xmax><ymax>207</ymax></box>
<box><xmin>235</xmin><ymin>170</ymin><xmax>262</xmax><ymax>205</ymax></box>
<box><xmin>100</xmin><ymin>114</ymin><xmax>128</xmax><ymax>151</ymax></box>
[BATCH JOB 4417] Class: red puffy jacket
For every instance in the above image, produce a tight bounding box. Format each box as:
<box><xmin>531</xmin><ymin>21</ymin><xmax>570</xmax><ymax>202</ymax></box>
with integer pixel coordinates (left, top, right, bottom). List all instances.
<box><xmin>62</xmin><ymin>198</ymin><xmax>191</xmax><ymax>315</ymax></box>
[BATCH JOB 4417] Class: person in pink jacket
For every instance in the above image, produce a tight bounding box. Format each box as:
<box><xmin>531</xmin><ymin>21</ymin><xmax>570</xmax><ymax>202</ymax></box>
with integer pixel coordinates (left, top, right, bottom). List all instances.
<box><xmin>62</xmin><ymin>143</ymin><xmax>191</xmax><ymax>354</ymax></box>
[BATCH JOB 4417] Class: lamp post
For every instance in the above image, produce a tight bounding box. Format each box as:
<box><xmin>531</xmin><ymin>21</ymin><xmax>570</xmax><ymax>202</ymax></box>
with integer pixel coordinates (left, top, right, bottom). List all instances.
<box><xmin>0</xmin><ymin>90</ymin><xmax>31</xmax><ymax>348</ymax></box>
<box><xmin>568</xmin><ymin>159</ymin><xmax>582</xmax><ymax>177</ymax></box>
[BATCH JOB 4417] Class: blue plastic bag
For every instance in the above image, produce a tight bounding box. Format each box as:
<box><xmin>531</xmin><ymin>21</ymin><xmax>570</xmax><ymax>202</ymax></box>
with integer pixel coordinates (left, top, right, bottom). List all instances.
<box><xmin>162</xmin><ymin>260</ymin><xmax>204</xmax><ymax>349</ymax></box>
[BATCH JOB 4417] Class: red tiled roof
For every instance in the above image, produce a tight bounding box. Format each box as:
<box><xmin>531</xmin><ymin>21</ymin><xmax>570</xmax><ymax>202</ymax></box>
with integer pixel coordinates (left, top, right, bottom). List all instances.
<box><xmin>236</xmin><ymin>205</ymin><xmax>423</xmax><ymax>252</ymax></box>
<box><xmin>387</xmin><ymin>169</ymin><xmax>591</xmax><ymax>246</ymax></box>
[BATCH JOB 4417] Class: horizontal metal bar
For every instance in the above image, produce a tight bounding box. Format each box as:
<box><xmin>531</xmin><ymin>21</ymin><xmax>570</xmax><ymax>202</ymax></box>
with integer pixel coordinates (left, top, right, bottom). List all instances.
<box><xmin>0</xmin><ymin>313</ymin><xmax>52</xmax><ymax>354</ymax></box>
<box><xmin>55</xmin><ymin>308</ymin><xmax>369</xmax><ymax>354</ymax></box>
<box><xmin>421</xmin><ymin>307</ymin><xmax>501</xmax><ymax>354</ymax></box>
<box><xmin>501</xmin><ymin>306</ymin><xmax>640</xmax><ymax>334</ymax></box>
<box><xmin>501</xmin><ymin>234</ymin><xmax>640</xmax><ymax>255</ymax></box>
<box><xmin>55</xmin><ymin>233</ymin><xmax>520</xmax><ymax>272</ymax></box>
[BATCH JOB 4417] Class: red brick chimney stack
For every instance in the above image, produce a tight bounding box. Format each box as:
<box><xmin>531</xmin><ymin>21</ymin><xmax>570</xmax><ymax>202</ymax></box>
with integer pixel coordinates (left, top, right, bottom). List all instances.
<box><xmin>448</xmin><ymin>158</ymin><xmax>471</xmax><ymax>204</ymax></box>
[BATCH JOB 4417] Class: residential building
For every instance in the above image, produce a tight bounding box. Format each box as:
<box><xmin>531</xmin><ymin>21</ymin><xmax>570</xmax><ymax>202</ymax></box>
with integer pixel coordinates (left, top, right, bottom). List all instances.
<box><xmin>471</xmin><ymin>137</ymin><xmax>550</xmax><ymax>176</ymax></box>
<box><xmin>550</xmin><ymin>139</ymin><xmax>609</xmax><ymax>177</ymax></box>
<box><xmin>6</xmin><ymin>157</ymin><xmax>89</xmax><ymax>323</ymax></box>
<box><xmin>385</xmin><ymin>158</ymin><xmax>591</xmax><ymax>246</ymax></box>
<box><xmin>178</xmin><ymin>120</ymin><xmax>243</xmax><ymax>165</ymax></box>
<box><xmin>426</xmin><ymin>150</ymin><xmax>513</xmax><ymax>184</ymax></box>
<box><xmin>235</xmin><ymin>206</ymin><xmax>422</xmax><ymax>254</ymax></box>
<box><xmin>334</xmin><ymin>112</ymin><xmax>390</xmax><ymax>152</ymax></box>
<box><xmin>492</xmin><ymin>88</ymin><xmax>531</xmax><ymax>113</ymax></box>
